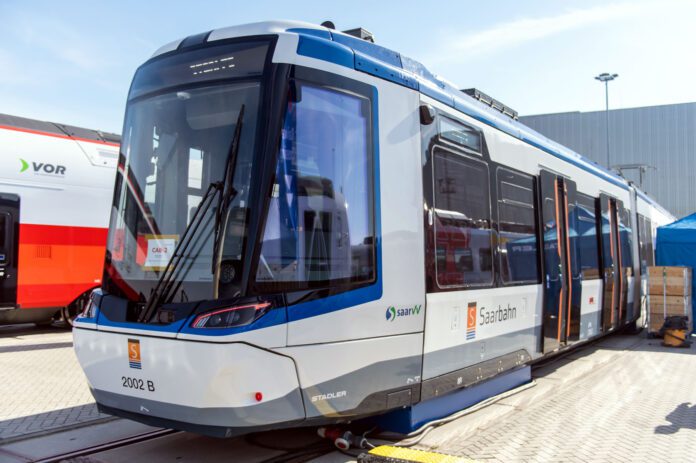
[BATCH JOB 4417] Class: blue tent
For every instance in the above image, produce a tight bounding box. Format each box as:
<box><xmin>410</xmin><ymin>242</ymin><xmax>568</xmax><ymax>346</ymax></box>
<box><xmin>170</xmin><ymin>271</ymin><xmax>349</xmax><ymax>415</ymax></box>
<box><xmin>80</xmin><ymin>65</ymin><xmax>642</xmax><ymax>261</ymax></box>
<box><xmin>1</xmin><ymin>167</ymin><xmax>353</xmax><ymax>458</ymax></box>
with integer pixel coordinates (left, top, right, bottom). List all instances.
<box><xmin>655</xmin><ymin>213</ymin><xmax>696</xmax><ymax>322</ymax></box>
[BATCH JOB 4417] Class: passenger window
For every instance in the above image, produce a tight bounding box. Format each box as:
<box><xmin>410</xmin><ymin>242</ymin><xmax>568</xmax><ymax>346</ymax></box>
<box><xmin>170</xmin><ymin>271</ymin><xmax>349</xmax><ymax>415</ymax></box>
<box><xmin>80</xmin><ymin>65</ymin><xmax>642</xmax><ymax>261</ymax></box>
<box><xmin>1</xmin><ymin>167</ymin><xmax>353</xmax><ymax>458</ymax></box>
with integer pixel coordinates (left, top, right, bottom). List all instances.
<box><xmin>575</xmin><ymin>193</ymin><xmax>600</xmax><ymax>280</ymax></box>
<box><xmin>438</xmin><ymin>117</ymin><xmax>482</xmax><ymax>153</ymax></box>
<box><xmin>0</xmin><ymin>212</ymin><xmax>8</xmax><ymax>265</ymax></box>
<box><xmin>645</xmin><ymin>218</ymin><xmax>654</xmax><ymax>266</ymax></box>
<box><xmin>601</xmin><ymin>206</ymin><xmax>614</xmax><ymax>271</ymax></box>
<box><xmin>638</xmin><ymin>214</ymin><xmax>654</xmax><ymax>271</ymax></box>
<box><xmin>497</xmin><ymin>168</ymin><xmax>539</xmax><ymax>284</ymax></box>
<box><xmin>620</xmin><ymin>208</ymin><xmax>634</xmax><ymax>273</ymax></box>
<box><xmin>638</xmin><ymin>215</ymin><xmax>647</xmax><ymax>274</ymax></box>
<box><xmin>0</xmin><ymin>213</ymin><xmax>6</xmax><ymax>251</ymax></box>
<box><xmin>256</xmin><ymin>83</ymin><xmax>374</xmax><ymax>289</ymax></box>
<box><xmin>433</xmin><ymin>149</ymin><xmax>493</xmax><ymax>287</ymax></box>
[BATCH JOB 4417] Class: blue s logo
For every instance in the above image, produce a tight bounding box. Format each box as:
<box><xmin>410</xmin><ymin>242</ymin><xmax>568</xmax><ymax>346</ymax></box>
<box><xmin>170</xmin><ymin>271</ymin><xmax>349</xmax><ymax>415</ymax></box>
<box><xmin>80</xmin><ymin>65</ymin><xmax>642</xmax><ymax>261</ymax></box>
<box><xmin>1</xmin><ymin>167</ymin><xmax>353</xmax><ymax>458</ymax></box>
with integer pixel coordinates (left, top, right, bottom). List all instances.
<box><xmin>386</xmin><ymin>306</ymin><xmax>396</xmax><ymax>321</ymax></box>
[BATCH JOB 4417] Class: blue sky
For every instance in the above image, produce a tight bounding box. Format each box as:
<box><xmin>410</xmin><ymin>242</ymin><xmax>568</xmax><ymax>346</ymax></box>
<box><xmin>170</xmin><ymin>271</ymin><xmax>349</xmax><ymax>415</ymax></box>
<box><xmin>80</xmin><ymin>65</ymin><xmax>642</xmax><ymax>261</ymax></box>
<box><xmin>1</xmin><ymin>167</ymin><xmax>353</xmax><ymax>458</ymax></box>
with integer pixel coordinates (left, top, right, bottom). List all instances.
<box><xmin>2</xmin><ymin>0</ymin><xmax>695</xmax><ymax>134</ymax></box>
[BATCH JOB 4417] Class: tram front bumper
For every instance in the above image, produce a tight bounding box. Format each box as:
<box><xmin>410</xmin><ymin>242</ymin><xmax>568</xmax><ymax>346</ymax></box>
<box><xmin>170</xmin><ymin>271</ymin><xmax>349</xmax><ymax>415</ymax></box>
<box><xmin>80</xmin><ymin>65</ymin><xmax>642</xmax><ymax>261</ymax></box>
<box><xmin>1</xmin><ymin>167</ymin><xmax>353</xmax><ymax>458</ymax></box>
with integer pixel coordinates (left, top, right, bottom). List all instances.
<box><xmin>73</xmin><ymin>327</ymin><xmax>305</xmax><ymax>437</ymax></box>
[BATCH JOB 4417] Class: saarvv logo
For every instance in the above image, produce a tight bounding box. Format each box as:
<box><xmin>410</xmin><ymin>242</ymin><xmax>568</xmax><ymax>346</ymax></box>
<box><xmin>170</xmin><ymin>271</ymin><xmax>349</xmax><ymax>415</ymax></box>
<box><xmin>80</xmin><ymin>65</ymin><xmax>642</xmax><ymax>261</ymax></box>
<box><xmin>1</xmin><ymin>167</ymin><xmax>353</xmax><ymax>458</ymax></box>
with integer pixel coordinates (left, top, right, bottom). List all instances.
<box><xmin>128</xmin><ymin>339</ymin><xmax>142</xmax><ymax>369</ymax></box>
<box><xmin>19</xmin><ymin>158</ymin><xmax>67</xmax><ymax>176</ymax></box>
<box><xmin>385</xmin><ymin>304</ymin><xmax>422</xmax><ymax>321</ymax></box>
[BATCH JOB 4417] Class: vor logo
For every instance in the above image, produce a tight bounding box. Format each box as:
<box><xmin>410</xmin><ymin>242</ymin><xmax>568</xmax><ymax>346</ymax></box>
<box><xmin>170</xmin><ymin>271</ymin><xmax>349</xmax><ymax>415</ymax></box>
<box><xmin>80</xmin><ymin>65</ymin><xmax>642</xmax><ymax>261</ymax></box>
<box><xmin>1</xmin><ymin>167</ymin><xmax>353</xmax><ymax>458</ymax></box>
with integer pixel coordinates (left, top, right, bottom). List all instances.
<box><xmin>19</xmin><ymin>158</ymin><xmax>67</xmax><ymax>176</ymax></box>
<box><xmin>385</xmin><ymin>304</ymin><xmax>422</xmax><ymax>321</ymax></box>
<box><xmin>128</xmin><ymin>338</ymin><xmax>142</xmax><ymax>369</ymax></box>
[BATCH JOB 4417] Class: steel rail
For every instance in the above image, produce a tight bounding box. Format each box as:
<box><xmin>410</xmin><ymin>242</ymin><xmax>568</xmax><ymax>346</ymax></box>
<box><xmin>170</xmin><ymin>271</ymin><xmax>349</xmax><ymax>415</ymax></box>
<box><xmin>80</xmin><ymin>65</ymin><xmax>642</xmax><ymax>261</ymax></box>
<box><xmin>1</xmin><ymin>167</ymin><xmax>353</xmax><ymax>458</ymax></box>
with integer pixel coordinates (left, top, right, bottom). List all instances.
<box><xmin>33</xmin><ymin>428</ymin><xmax>180</xmax><ymax>463</ymax></box>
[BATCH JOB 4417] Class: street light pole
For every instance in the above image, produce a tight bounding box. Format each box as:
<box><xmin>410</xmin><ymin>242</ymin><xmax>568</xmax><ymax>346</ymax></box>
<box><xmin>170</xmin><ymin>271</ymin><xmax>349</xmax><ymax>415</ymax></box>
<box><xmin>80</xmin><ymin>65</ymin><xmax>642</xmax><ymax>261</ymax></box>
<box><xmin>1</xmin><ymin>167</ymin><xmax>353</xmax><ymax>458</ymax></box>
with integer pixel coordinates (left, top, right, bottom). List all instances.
<box><xmin>594</xmin><ymin>73</ymin><xmax>618</xmax><ymax>169</ymax></box>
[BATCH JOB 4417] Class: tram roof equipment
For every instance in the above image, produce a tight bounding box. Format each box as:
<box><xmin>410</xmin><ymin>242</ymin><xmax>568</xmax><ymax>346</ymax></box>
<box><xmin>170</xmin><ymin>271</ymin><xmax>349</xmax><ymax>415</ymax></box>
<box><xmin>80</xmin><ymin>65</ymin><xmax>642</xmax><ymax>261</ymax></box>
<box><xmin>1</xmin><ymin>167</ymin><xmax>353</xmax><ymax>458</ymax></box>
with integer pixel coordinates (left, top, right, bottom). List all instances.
<box><xmin>149</xmin><ymin>20</ymin><xmax>664</xmax><ymax>209</ymax></box>
<box><xmin>462</xmin><ymin>88</ymin><xmax>519</xmax><ymax>120</ymax></box>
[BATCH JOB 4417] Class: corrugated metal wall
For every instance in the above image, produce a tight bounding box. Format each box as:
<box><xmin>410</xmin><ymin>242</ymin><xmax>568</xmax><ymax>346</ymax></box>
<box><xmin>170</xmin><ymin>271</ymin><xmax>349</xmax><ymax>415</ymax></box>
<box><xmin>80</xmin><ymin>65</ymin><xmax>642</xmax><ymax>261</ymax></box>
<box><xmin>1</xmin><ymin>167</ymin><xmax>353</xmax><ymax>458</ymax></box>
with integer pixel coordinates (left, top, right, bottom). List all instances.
<box><xmin>520</xmin><ymin>102</ymin><xmax>696</xmax><ymax>218</ymax></box>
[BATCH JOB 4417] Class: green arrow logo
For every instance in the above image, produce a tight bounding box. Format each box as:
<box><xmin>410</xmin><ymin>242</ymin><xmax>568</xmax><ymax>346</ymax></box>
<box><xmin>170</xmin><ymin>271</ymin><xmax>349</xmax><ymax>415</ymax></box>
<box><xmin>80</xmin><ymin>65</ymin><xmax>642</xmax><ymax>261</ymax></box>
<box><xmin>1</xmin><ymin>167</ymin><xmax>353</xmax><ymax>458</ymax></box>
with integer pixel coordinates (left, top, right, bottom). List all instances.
<box><xmin>19</xmin><ymin>158</ymin><xmax>29</xmax><ymax>173</ymax></box>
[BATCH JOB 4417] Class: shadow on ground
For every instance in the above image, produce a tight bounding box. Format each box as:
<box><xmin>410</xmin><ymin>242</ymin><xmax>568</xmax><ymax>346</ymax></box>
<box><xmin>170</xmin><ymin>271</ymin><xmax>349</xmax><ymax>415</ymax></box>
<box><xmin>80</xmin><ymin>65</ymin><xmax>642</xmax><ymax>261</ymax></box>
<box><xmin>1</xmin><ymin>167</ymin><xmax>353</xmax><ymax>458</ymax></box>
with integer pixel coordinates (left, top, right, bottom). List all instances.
<box><xmin>655</xmin><ymin>402</ymin><xmax>696</xmax><ymax>435</ymax></box>
<box><xmin>0</xmin><ymin>323</ymin><xmax>68</xmax><ymax>339</ymax></box>
<box><xmin>0</xmin><ymin>342</ymin><xmax>73</xmax><ymax>354</ymax></box>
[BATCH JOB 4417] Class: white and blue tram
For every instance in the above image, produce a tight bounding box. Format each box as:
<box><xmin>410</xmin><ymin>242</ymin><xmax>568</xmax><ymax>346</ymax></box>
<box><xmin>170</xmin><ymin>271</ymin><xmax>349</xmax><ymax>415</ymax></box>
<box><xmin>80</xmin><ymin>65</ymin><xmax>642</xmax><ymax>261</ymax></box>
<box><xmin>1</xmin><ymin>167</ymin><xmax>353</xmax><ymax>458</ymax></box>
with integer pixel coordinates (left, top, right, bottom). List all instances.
<box><xmin>73</xmin><ymin>20</ymin><xmax>674</xmax><ymax>437</ymax></box>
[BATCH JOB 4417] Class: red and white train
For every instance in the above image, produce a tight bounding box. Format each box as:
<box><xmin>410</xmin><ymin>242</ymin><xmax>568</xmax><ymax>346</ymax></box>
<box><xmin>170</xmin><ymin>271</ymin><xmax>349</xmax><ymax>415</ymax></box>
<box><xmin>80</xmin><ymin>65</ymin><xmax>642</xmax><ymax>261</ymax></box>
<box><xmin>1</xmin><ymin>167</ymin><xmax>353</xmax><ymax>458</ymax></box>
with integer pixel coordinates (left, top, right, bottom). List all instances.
<box><xmin>0</xmin><ymin>114</ymin><xmax>119</xmax><ymax>325</ymax></box>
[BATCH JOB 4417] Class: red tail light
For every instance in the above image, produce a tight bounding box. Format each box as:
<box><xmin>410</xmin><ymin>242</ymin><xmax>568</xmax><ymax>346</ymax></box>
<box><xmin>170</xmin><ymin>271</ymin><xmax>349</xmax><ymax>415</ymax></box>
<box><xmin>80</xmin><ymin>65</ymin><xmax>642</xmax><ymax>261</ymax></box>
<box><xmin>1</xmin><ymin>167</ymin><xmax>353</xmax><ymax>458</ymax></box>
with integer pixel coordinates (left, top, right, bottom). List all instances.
<box><xmin>191</xmin><ymin>302</ymin><xmax>271</xmax><ymax>329</ymax></box>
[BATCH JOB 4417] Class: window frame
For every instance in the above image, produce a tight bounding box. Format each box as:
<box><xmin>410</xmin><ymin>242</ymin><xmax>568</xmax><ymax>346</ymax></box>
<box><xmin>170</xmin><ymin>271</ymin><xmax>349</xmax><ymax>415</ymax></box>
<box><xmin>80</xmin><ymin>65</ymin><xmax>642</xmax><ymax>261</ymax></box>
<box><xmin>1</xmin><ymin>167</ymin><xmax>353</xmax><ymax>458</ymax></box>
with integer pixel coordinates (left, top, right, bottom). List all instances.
<box><xmin>495</xmin><ymin>166</ymin><xmax>540</xmax><ymax>286</ymax></box>
<box><xmin>638</xmin><ymin>213</ymin><xmax>647</xmax><ymax>273</ymax></box>
<box><xmin>638</xmin><ymin>213</ymin><xmax>655</xmax><ymax>270</ymax></box>
<box><xmin>252</xmin><ymin>77</ymin><xmax>378</xmax><ymax>294</ymax></box>
<box><xmin>645</xmin><ymin>217</ymin><xmax>655</xmax><ymax>267</ymax></box>
<box><xmin>431</xmin><ymin>144</ymin><xmax>494</xmax><ymax>290</ymax></box>
<box><xmin>620</xmin><ymin>208</ymin><xmax>634</xmax><ymax>270</ymax></box>
<box><xmin>0</xmin><ymin>212</ymin><xmax>10</xmax><ymax>265</ymax></box>
<box><xmin>437</xmin><ymin>116</ymin><xmax>483</xmax><ymax>156</ymax></box>
<box><xmin>575</xmin><ymin>192</ymin><xmax>602</xmax><ymax>281</ymax></box>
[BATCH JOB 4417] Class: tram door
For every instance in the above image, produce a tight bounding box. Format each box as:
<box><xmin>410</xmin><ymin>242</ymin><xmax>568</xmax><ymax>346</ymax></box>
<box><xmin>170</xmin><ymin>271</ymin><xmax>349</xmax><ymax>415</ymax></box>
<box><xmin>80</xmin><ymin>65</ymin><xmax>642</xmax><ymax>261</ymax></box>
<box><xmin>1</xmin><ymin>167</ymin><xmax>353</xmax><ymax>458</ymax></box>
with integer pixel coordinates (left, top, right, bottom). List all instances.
<box><xmin>599</xmin><ymin>195</ymin><xmax>625</xmax><ymax>331</ymax></box>
<box><xmin>540</xmin><ymin>171</ymin><xmax>581</xmax><ymax>353</ymax></box>
<box><xmin>0</xmin><ymin>194</ymin><xmax>19</xmax><ymax>310</ymax></box>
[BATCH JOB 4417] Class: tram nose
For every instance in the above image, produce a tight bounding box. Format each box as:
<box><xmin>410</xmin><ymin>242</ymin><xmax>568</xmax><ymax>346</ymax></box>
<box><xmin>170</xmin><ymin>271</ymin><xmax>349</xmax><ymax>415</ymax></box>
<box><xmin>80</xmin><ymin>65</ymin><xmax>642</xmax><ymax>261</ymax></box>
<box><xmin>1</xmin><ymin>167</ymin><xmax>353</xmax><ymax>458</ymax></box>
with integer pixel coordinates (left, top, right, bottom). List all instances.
<box><xmin>73</xmin><ymin>327</ymin><xmax>305</xmax><ymax>436</ymax></box>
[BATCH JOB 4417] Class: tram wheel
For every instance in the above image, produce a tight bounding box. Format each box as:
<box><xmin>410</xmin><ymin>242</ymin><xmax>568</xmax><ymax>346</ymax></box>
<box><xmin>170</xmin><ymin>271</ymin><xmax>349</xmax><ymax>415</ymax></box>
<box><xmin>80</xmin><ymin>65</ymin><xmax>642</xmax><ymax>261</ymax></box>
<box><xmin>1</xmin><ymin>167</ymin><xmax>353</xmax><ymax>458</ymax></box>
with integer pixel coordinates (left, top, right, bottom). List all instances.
<box><xmin>62</xmin><ymin>305</ymin><xmax>78</xmax><ymax>328</ymax></box>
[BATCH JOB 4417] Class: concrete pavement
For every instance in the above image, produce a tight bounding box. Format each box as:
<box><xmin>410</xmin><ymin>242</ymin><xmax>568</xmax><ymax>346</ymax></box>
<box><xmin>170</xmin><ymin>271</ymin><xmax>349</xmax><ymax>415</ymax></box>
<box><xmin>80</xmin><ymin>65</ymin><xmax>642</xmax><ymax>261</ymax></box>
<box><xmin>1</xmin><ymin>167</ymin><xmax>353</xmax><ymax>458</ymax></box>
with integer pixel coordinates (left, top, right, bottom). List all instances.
<box><xmin>413</xmin><ymin>334</ymin><xmax>696</xmax><ymax>462</ymax></box>
<box><xmin>0</xmin><ymin>324</ymin><xmax>109</xmax><ymax>442</ymax></box>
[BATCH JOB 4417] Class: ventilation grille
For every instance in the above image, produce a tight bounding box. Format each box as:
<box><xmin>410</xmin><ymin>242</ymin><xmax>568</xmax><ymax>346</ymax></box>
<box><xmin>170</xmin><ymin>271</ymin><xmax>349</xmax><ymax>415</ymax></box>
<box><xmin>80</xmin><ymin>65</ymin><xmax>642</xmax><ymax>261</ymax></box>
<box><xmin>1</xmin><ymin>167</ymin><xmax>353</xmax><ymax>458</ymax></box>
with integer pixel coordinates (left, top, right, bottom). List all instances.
<box><xmin>35</xmin><ymin>245</ymin><xmax>52</xmax><ymax>258</ymax></box>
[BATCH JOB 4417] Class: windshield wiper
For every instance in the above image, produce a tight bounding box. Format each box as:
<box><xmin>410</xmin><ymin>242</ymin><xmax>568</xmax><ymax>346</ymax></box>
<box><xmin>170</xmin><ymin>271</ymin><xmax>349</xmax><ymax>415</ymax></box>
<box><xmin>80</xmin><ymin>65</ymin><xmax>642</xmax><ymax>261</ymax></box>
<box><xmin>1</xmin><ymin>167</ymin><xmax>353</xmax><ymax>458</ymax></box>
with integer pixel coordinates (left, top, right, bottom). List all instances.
<box><xmin>137</xmin><ymin>105</ymin><xmax>246</xmax><ymax>323</ymax></box>
<box><xmin>137</xmin><ymin>181</ymin><xmax>221</xmax><ymax>322</ymax></box>
<box><xmin>211</xmin><ymin>105</ymin><xmax>245</xmax><ymax>295</ymax></box>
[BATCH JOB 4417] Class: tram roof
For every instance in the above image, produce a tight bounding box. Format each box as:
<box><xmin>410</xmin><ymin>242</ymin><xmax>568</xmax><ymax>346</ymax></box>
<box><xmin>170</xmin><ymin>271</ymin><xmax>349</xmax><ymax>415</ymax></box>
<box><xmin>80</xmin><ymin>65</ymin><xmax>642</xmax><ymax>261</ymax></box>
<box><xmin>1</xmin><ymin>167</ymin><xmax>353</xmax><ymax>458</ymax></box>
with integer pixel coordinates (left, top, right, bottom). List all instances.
<box><xmin>150</xmin><ymin>20</ymin><xmax>665</xmax><ymax>211</ymax></box>
<box><xmin>0</xmin><ymin>113</ymin><xmax>121</xmax><ymax>145</ymax></box>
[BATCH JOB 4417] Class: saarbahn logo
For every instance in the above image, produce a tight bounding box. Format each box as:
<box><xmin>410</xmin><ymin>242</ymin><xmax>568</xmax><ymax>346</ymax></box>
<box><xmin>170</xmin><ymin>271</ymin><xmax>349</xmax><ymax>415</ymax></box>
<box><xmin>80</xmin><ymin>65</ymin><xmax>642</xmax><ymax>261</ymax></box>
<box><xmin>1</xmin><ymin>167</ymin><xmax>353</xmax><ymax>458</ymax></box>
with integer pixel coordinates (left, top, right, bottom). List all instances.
<box><xmin>466</xmin><ymin>302</ymin><xmax>477</xmax><ymax>340</ymax></box>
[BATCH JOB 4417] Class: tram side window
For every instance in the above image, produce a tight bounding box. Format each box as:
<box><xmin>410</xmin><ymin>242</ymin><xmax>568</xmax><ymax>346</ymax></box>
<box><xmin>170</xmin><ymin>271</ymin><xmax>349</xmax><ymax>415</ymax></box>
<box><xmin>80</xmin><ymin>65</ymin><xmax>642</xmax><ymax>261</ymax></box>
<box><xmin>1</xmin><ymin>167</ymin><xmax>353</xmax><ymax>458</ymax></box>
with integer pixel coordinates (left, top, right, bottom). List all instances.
<box><xmin>0</xmin><ymin>213</ymin><xmax>8</xmax><ymax>264</ymax></box>
<box><xmin>620</xmin><ymin>208</ymin><xmax>634</xmax><ymax>274</ymax></box>
<box><xmin>255</xmin><ymin>83</ymin><xmax>375</xmax><ymax>290</ymax></box>
<box><xmin>0</xmin><ymin>213</ymin><xmax>6</xmax><ymax>250</ymax></box>
<box><xmin>433</xmin><ymin>150</ymin><xmax>493</xmax><ymax>287</ymax></box>
<box><xmin>638</xmin><ymin>214</ymin><xmax>647</xmax><ymax>274</ymax></box>
<box><xmin>646</xmin><ymin>218</ymin><xmax>655</xmax><ymax>267</ymax></box>
<box><xmin>496</xmin><ymin>168</ymin><xmax>539</xmax><ymax>284</ymax></box>
<box><xmin>638</xmin><ymin>214</ymin><xmax>655</xmax><ymax>272</ymax></box>
<box><xmin>601</xmin><ymin>204</ymin><xmax>614</xmax><ymax>272</ymax></box>
<box><xmin>439</xmin><ymin>117</ymin><xmax>482</xmax><ymax>153</ymax></box>
<box><xmin>575</xmin><ymin>193</ymin><xmax>600</xmax><ymax>280</ymax></box>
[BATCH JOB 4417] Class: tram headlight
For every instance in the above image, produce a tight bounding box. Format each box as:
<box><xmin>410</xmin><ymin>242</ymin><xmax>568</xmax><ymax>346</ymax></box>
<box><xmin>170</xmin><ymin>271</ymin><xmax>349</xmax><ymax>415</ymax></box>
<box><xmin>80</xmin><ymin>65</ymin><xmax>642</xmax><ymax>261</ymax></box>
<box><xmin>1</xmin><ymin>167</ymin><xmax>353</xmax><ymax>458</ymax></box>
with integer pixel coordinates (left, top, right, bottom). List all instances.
<box><xmin>191</xmin><ymin>302</ymin><xmax>271</xmax><ymax>329</ymax></box>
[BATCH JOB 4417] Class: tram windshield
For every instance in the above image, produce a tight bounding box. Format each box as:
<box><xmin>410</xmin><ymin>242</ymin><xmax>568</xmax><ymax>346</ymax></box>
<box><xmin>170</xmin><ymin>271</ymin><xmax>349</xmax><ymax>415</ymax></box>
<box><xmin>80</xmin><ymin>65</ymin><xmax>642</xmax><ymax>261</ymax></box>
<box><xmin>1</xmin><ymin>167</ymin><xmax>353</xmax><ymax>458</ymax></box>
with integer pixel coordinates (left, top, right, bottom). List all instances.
<box><xmin>103</xmin><ymin>41</ymin><xmax>268</xmax><ymax>303</ymax></box>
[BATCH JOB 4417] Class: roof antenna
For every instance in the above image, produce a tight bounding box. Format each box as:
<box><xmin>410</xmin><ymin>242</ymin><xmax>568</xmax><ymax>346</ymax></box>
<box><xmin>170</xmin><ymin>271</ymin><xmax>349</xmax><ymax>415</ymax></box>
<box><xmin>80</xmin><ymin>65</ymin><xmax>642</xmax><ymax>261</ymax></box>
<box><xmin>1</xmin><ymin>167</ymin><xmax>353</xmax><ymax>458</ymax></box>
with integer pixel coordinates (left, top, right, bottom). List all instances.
<box><xmin>321</xmin><ymin>20</ymin><xmax>336</xmax><ymax>29</ymax></box>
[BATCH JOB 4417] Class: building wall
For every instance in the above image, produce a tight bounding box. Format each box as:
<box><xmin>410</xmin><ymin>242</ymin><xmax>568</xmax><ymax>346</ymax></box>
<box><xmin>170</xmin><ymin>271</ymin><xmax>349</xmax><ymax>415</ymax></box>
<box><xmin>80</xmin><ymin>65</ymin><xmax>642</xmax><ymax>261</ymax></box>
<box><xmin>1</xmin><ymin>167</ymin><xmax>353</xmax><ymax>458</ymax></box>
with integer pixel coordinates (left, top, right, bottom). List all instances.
<box><xmin>520</xmin><ymin>102</ymin><xmax>696</xmax><ymax>218</ymax></box>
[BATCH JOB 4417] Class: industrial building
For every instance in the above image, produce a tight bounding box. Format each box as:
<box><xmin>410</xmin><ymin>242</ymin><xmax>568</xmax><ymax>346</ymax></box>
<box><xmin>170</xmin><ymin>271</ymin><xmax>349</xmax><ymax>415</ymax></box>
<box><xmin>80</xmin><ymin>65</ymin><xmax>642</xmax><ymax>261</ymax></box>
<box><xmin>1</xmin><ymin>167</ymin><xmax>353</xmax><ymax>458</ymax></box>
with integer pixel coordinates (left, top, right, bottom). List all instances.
<box><xmin>520</xmin><ymin>102</ymin><xmax>696</xmax><ymax>218</ymax></box>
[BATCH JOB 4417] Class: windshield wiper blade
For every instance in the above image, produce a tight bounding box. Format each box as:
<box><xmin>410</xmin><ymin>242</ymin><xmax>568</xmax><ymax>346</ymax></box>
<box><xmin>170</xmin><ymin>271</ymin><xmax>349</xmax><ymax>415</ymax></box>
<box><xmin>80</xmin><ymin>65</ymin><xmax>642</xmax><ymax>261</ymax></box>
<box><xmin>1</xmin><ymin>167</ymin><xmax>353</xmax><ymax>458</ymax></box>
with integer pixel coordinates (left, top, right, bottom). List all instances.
<box><xmin>211</xmin><ymin>105</ymin><xmax>245</xmax><ymax>295</ymax></box>
<box><xmin>138</xmin><ymin>181</ymin><xmax>221</xmax><ymax>323</ymax></box>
